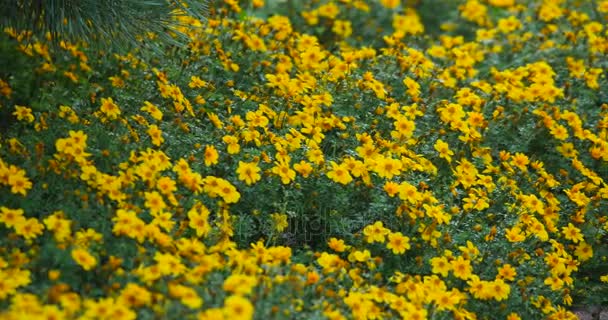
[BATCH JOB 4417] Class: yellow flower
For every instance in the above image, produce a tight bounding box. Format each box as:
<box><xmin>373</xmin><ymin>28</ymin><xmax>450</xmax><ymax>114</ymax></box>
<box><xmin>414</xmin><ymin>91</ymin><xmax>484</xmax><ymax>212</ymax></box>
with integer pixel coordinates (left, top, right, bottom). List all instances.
<box><xmin>188</xmin><ymin>75</ymin><xmax>207</xmax><ymax>89</ymax></box>
<box><xmin>156</xmin><ymin>176</ymin><xmax>177</xmax><ymax>195</ymax></box>
<box><xmin>147</xmin><ymin>124</ymin><xmax>164</xmax><ymax>146</ymax></box>
<box><xmin>13</xmin><ymin>105</ymin><xmax>35</xmax><ymax>123</ymax></box>
<box><xmin>188</xmin><ymin>203</ymin><xmax>211</xmax><ymax>237</ymax></box>
<box><xmin>434</xmin><ymin>139</ymin><xmax>454</xmax><ymax>163</ymax></box>
<box><xmin>430</xmin><ymin>256</ymin><xmax>452</xmax><ymax>277</ymax></box>
<box><xmin>430</xmin><ymin>289</ymin><xmax>461</xmax><ymax>311</ymax></box>
<box><xmin>199</xmin><ymin>308</ymin><xmax>225</xmax><ymax>320</ymax></box>
<box><xmin>169</xmin><ymin>284</ymin><xmax>202</xmax><ymax>309</ymax></box>
<box><xmin>236</xmin><ymin>161</ymin><xmax>261</xmax><ymax>185</ymax></box>
<box><xmin>383</xmin><ymin>181</ymin><xmax>400</xmax><ymax>197</ymax></box>
<box><xmin>490</xmin><ymin>279</ymin><xmax>511</xmax><ymax>301</ymax></box>
<box><xmin>505</xmin><ymin>225</ymin><xmax>526</xmax><ymax>242</ymax></box>
<box><xmin>215</xmin><ymin>178</ymin><xmax>241</xmax><ymax>204</ymax></box>
<box><xmin>144</xmin><ymin>191</ymin><xmax>166</xmax><ymax>214</ymax></box>
<box><xmin>561</xmin><ymin>223</ymin><xmax>583</xmax><ymax>243</ymax></box>
<box><xmin>349</xmin><ymin>249</ymin><xmax>371</xmax><ymax>262</ymax></box>
<box><xmin>403</xmin><ymin>77</ymin><xmax>420</xmax><ymax>100</ymax></box>
<box><xmin>14</xmin><ymin>217</ymin><xmax>44</xmax><ymax>240</ymax></box>
<box><xmin>326</xmin><ymin>161</ymin><xmax>352</xmax><ymax>185</ymax></box>
<box><xmin>498</xmin><ymin>264</ymin><xmax>517</xmax><ymax>281</ymax></box>
<box><xmin>204</xmin><ymin>145</ymin><xmax>219</xmax><ymax>167</ymax></box>
<box><xmin>293</xmin><ymin>160</ymin><xmax>313</xmax><ymax>178</ymax></box>
<box><xmin>392</xmin><ymin>116</ymin><xmax>416</xmax><ymax>140</ymax></box>
<box><xmin>223</xmin><ymin>274</ymin><xmax>258</xmax><ymax>295</ymax></box>
<box><xmin>7</xmin><ymin>167</ymin><xmax>32</xmax><ymax>196</ymax></box>
<box><xmin>373</xmin><ymin>156</ymin><xmax>402</xmax><ymax>179</ymax></box>
<box><xmin>328</xmin><ymin>237</ymin><xmax>347</xmax><ymax>252</ymax></box>
<box><xmin>497</xmin><ymin>16</ymin><xmax>522</xmax><ymax>33</ymax></box>
<box><xmin>507</xmin><ymin>313</ymin><xmax>522</xmax><ymax>320</ymax></box>
<box><xmin>99</xmin><ymin>97</ymin><xmax>121</xmax><ymax>119</ymax></box>
<box><xmin>386</xmin><ymin>232</ymin><xmax>410</xmax><ymax>254</ymax></box>
<box><xmin>71</xmin><ymin>248</ymin><xmax>97</xmax><ymax>271</ymax></box>
<box><xmin>332</xmin><ymin>20</ymin><xmax>352</xmax><ymax>38</ymax></box>
<box><xmin>451</xmin><ymin>256</ymin><xmax>473</xmax><ymax>280</ymax></box>
<box><xmin>271</xmin><ymin>160</ymin><xmax>296</xmax><ymax>185</ymax></box>
<box><xmin>510</xmin><ymin>152</ymin><xmax>529</xmax><ymax>172</ymax></box>
<box><xmin>380</xmin><ymin>0</ymin><xmax>399</xmax><ymax>9</ymax></box>
<box><xmin>119</xmin><ymin>283</ymin><xmax>152</xmax><ymax>307</ymax></box>
<box><xmin>317</xmin><ymin>252</ymin><xmax>344</xmax><ymax>273</ymax></box>
<box><xmin>574</xmin><ymin>242</ymin><xmax>593</xmax><ymax>261</ymax></box>
<box><xmin>363</xmin><ymin>221</ymin><xmax>389</xmax><ymax>244</ymax></box>
<box><xmin>222</xmin><ymin>135</ymin><xmax>240</xmax><ymax>154</ymax></box>
<box><xmin>488</xmin><ymin>0</ymin><xmax>514</xmax><ymax>7</ymax></box>
<box><xmin>223</xmin><ymin>295</ymin><xmax>254</xmax><ymax>320</ymax></box>
<box><xmin>467</xmin><ymin>276</ymin><xmax>493</xmax><ymax>300</ymax></box>
<box><xmin>141</xmin><ymin>101</ymin><xmax>163</xmax><ymax>121</ymax></box>
<box><xmin>271</xmin><ymin>213</ymin><xmax>288</xmax><ymax>232</ymax></box>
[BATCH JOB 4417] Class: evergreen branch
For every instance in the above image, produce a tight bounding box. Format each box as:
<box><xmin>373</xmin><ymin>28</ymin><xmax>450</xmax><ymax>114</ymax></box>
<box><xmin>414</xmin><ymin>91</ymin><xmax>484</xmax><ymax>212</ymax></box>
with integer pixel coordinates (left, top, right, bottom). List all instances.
<box><xmin>0</xmin><ymin>0</ymin><xmax>208</xmax><ymax>47</ymax></box>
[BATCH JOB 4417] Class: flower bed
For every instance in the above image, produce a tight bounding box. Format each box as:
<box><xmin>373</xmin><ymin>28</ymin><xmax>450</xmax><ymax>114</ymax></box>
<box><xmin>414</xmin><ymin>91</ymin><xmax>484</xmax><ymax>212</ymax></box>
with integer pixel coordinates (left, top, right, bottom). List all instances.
<box><xmin>0</xmin><ymin>0</ymin><xmax>607</xmax><ymax>319</ymax></box>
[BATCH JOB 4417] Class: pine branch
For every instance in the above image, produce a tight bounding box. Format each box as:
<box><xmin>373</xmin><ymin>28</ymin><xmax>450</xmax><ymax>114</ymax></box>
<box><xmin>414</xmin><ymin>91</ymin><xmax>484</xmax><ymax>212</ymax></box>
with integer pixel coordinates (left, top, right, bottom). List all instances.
<box><xmin>0</xmin><ymin>0</ymin><xmax>208</xmax><ymax>48</ymax></box>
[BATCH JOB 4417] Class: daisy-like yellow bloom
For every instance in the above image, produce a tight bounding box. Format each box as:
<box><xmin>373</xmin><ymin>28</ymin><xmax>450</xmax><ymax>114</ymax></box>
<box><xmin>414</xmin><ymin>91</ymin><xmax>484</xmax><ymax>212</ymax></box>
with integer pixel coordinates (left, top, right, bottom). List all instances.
<box><xmin>271</xmin><ymin>160</ymin><xmax>296</xmax><ymax>185</ymax></box>
<box><xmin>188</xmin><ymin>75</ymin><xmax>207</xmax><ymax>88</ymax></box>
<box><xmin>510</xmin><ymin>152</ymin><xmax>530</xmax><ymax>172</ymax></box>
<box><xmin>99</xmin><ymin>97</ymin><xmax>121</xmax><ymax>119</ymax></box>
<box><xmin>490</xmin><ymin>279</ymin><xmax>511</xmax><ymax>301</ymax></box>
<box><xmin>204</xmin><ymin>145</ymin><xmax>219</xmax><ymax>167</ymax></box>
<box><xmin>156</xmin><ymin>176</ymin><xmax>177</xmax><ymax>195</ymax></box>
<box><xmin>506</xmin><ymin>313</ymin><xmax>522</xmax><ymax>320</ymax></box>
<box><xmin>188</xmin><ymin>203</ymin><xmax>211</xmax><ymax>237</ymax></box>
<box><xmin>326</xmin><ymin>161</ymin><xmax>353</xmax><ymax>185</ymax></box>
<box><xmin>451</xmin><ymin>256</ymin><xmax>473</xmax><ymax>280</ymax></box>
<box><xmin>386</xmin><ymin>232</ymin><xmax>411</xmax><ymax>254</ymax></box>
<box><xmin>215</xmin><ymin>178</ymin><xmax>241</xmax><ymax>204</ymax></box>
<box><xmin>141</xmin><ymin>101</ymin><xmax>163</xmax><ymax>121</ymax></box>
<box><xmin>223</xmin><ymin>295</ymin><xmax>254</xmax><ymax>320</ymax></box>
<box><xmin>13</xmin><ymin>105</ymin><xmax>35</xmax><ymax>123</ymax></box>
<box><xmin>430</xmin><ymin>288</ymin><xmax>462</xmax><ymax>311</ymax></box>
<box><xmin>403</xmin><ymin>77</ymin><xmax>421</xmax><ymax>100</ymax></box>
<box><xmin>349</xmin><ymin>249</ymin><xmax>371</xmax><ymax>263</ymax></box>
<box><xmin>561</xmin><ymin>223</ymin><xmax>583</xmax><ymax>243</ymax></box>
<box><xmin>430</xmin><ymin>256</ymin><xmax>452</xmax><ymax>277</ymax></box>
<box><xmin>488</xmin><ymin>0</ymin><xmax>514</xmax><ymax>7</ymax></box>
<box><xmin>498</xmin><ymin>264</ymin><xmax>517</xmax><ymax>281</ymax></box>
<box><xmin>118</xmin><ymin>283</ymin><xmax>152</xmax><ymax>308</ymax></box>
<box><xmin>222</xmin><ymin>135</ymin><xmax>240</xmax><ymax>154</ymax></box>
<box><xmin>434</xmin><ymin>139</ymin><xmax>454</xmax><ymax>163</ymax></box>
<box><xmin>236</xmin><ymin>161</ymin><xmax>261</xmax><ymax>185</ymax></box>
<box><xmin>144</xmin><ymin>191</ymin><xmax>166</xmax><ymax>214</ymax></box>
<box><xmin>373</xmin><ymin>156</ymin><xmax>402</xmax><ymax>179</ymax></box>
<box><xmin>383</xmin><ymin>181</ymin><xmax>400</xmax><ymax>197</ymax></box>
<box><xmin>505</xmin><ymin>225</ymin><xmax>526</xmax><ymax>242</ymax></box>
<box><xmin>14</xmin><ymin>217</ymin><xmax>44</xmax><ymax>240</ymax></box>
<box><xmin>317</xmin><ymin>252</ymin><xmax>344</xmax><ymax>273</ymax></box>
<box><xmin>147</xmin><ymin>124</ymin><xmax>164</xmax><ymax>146</ymax></box>
<box><xmin>6</xmin><ymin>167</ymin><xmax>32</xmax><ymax>196</ymax></box>
<box><xmin>271</xmin><ymin>212</ymin><xmax>288</xmax><ymax>232</ymax></box>
<box><xmin>332</xmin><ymin>20</ymin><xmax>352</xmax><ymax>38</ymax></box>
<box><xmin>223</xmin><ymin>274</ymin><xmax>258</xmax><ymax>295</ymax></box>
<box><xmin>328</xmin><ymin>237</ymin><xmax>347</xmax><ymax>252</ymax></box>
<box><xmin>293</xmin><ymin>160</ymin><xmax>313</xmax><ymax>178</ymax></box>
<box><xmin>71</xmin><ymin>248</ymin><xmax>97</xmax><ymax>271</ymax></box>
<box><xmin>574</xmin><ymin>242</ymin><xmax>593</xmax><ymax>261</ymax></box>
<box><xmin>380</xmin><ymin>0</ymin><xmax>399</xmax><ymax>9</ymax></box>
<box><xmin>363</xmin><ymin>221</ymin><xmax>390</xmax><ymax>244</ymax></box>
<box><xmin>169</xmin><ymin>284</ymin><xmax>202</xmax><ymax>309</ymax></box>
